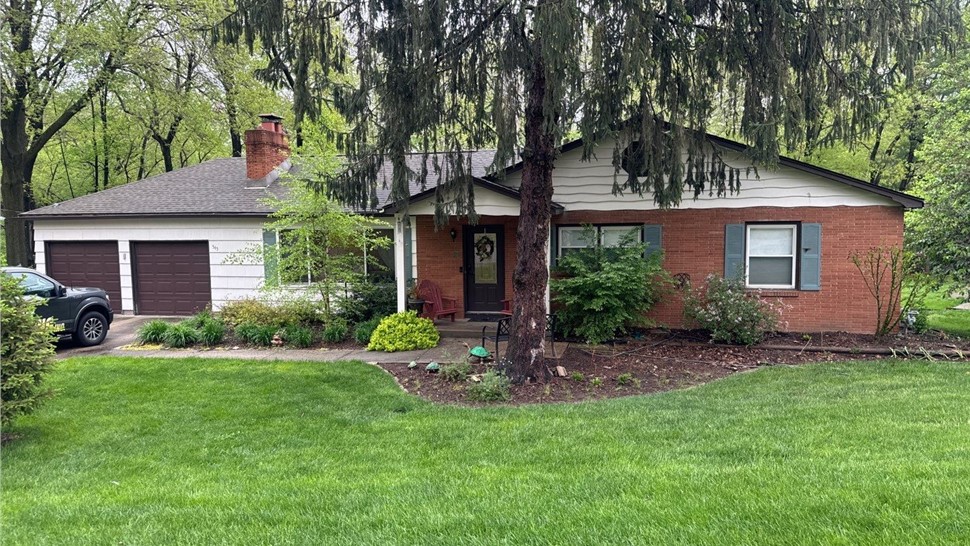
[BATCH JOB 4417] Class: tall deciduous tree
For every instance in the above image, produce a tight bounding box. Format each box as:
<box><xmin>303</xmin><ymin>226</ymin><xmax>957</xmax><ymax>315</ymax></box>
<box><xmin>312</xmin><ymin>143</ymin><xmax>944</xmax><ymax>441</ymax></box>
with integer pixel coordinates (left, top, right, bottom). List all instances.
<box><xmin>220</xmin><ymin>0</ymin><xmax>961</xmax><ymax>382</ymax></box>
<box><xmin>1</xmin><ymin>0</ymin><xmax>161</xmax><ymax>266</ymax></box>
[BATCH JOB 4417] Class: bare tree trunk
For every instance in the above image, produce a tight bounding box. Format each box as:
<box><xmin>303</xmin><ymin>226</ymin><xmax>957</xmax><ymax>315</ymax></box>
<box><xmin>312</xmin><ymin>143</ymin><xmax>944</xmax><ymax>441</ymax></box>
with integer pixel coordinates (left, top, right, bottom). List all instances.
<box><xmin>1</xmin><ymin>154</ymin><xmax>35</xmax><ymax>266</ymax></box>
<box><xmin>100</xmin><ymin>87</ymin><xmax>110</xmax><ymax>189</ymax></box>
<box><xmin>502</xmin><ymin>53</ymin><xmax>555</xmax><ymax>384</ymax></box>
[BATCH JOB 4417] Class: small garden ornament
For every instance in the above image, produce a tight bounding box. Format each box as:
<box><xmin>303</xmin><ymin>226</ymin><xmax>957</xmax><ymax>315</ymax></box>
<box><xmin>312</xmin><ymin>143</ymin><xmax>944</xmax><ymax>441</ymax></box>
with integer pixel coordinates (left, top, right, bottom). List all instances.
<box><xmin>425</xmin><ymin>362</ymin><xmax>440</xmax><ymax>373</ymax></box>
<box><xmin>469</xmin><ymin>346</ymin><xmax>491</xmax><ymax>363</ymax></box>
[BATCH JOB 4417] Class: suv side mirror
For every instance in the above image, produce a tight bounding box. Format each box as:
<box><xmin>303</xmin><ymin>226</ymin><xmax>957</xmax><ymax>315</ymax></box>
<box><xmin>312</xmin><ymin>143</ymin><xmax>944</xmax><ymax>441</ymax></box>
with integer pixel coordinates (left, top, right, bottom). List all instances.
<box><xmin>56</xmin><ymin>285</ymin><xmax>67</xmax><ymax>297</ymax></box>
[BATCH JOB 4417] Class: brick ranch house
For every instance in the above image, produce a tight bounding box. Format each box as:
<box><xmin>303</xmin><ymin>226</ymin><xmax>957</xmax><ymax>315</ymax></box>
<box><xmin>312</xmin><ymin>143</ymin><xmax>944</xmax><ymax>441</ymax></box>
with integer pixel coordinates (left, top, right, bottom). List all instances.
<box><xmin>23</xmin><ymin>116</ymin><xmax>921</xmax><ymax>333</ymax></box>
<box><xmin>387</xmin><ymin>136</ymin><xmax>920</xmax><ymax>335</ymax></box>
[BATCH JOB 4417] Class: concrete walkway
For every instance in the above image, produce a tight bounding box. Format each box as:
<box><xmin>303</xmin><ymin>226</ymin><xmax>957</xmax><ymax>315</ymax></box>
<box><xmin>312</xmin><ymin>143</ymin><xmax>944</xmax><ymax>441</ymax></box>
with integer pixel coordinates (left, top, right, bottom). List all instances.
<box><xmin>56</xmin><ymin>315</ymin><xmax>499</xmax><ymax>363</ymax></box>
<box><xmin>57</xmin><ymin>315</ymin><xmax>568</xmax><ymax>364</ymax></box>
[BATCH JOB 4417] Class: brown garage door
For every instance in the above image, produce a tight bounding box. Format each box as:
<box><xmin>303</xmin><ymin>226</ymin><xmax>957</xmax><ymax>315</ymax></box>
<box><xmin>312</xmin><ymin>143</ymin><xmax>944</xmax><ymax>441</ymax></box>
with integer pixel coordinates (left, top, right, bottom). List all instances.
<box><xmin>132</xmin><ymin>241</ymin><xmax>211</xmax><ymax>315</ymax></box>
<box><xmin>46</xmin><ymin>241</ymin><xmax>122</xmax><ymax>304</ymax></box>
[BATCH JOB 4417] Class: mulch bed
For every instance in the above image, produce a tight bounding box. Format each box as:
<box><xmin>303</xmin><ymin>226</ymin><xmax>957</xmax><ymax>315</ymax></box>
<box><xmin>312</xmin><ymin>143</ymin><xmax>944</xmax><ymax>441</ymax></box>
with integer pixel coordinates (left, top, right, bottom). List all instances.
<box><xmin>380</xmin><ymin>329</ymin><xmax>970</xmax><ymax>406</ymax></box>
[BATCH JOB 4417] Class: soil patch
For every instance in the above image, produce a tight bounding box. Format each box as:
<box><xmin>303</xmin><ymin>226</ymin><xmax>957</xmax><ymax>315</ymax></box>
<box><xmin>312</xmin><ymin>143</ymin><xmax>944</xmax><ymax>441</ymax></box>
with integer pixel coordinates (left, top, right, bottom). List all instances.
<box><xmin>380</xmin><ymin>330</ymin><xmax>970</xmax><ymax>406</ymax></box>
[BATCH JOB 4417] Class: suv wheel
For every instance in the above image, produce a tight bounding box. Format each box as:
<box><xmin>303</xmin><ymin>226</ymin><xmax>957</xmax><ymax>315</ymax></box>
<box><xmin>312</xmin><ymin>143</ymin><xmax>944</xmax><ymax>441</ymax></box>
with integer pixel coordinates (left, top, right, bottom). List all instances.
<box><xmin>74</xmin><ymin>311</ymin><xmax>108</xmax><ymax>346</ymax></box>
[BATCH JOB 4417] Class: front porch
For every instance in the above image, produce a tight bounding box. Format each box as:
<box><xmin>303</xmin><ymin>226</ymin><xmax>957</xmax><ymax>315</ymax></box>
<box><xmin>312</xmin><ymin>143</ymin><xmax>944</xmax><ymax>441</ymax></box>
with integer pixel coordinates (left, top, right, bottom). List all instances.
<box><xmin>393</xmin><ymin>213</ymin><xmax>553</xmax><ymax>319</ymax></box>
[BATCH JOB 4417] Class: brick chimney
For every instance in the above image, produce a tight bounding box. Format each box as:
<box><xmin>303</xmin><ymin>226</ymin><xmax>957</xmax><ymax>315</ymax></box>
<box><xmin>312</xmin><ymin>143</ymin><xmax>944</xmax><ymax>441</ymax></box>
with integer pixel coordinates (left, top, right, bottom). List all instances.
<box><xmin>245</xmin><ymin>114</ymin><xmax>290</xmax><ymax>180</ymax></box>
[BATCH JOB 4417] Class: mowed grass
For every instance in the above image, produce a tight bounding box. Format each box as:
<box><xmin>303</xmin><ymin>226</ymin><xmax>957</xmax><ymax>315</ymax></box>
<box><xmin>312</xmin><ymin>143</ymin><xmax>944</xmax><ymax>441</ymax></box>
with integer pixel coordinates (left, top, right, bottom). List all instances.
<box><xmin>3</xmin><ymin>357</ymin><xmax>970</xmax><ymax>545</ymax></box>
<box><xmin>920</xmin><ymin>284</ymin><xmax>970</xmax><ymax>339</ymax></box>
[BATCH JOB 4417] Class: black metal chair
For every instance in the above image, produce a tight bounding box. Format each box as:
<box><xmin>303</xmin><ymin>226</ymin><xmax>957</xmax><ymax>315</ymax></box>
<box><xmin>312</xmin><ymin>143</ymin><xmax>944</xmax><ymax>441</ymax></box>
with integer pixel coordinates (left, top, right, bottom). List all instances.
<box><xmin>482</xmin><ymin>314</ymin><xmax>557</xmax><ymax>361</ymax></box>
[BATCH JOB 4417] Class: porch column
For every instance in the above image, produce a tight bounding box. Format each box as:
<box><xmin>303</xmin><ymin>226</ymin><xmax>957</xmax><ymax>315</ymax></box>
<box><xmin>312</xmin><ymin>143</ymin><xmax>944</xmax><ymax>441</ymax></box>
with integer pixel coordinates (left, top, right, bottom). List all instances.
<box><xmin>394</xmin><ymin>214</ymin><xmax>407</xmax><ymax>312</ymax></box>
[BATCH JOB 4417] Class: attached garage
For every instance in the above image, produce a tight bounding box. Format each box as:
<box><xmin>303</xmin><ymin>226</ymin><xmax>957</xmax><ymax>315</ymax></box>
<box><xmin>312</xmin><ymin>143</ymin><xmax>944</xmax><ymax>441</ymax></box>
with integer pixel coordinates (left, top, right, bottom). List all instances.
<box><xmin>132</xmin><ymin>241</ymin><xmax>212</xmax><ymax>315</ymax></box>
<box><xmin>45</xmin><ymin>241</ymin><xmax>122</xmax><ymax>304</ymax></box>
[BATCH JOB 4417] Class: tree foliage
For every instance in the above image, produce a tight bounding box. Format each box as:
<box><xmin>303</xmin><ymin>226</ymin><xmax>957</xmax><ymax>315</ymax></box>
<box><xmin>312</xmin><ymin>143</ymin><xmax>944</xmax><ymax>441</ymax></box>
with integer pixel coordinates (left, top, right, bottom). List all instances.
<box><xmin>907</xmin><ymin>41</ymin><xmax>970</xmax><ymax>287</ymax></box>
<box><xmin>262</xmin><ymin>166</ymin><xmax>390</xmax><ymax>318</ymax></box>
<box><xmin>220</xmin><ymin>0</ymin><xmax>962</xmax><ymax>381</ymax></box>
<box><xmin>0</xmin><ymin>273</ymin><xmax>58</xmax><ymax>427</ymax></box>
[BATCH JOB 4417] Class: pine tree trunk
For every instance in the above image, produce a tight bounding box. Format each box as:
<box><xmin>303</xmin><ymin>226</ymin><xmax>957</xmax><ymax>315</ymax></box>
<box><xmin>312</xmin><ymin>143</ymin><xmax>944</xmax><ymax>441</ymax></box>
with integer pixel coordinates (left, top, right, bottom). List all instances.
<box><xmin>502</xmin><ymin>53</ymin><xmax>555</xmax><ymax>384</ymax></box>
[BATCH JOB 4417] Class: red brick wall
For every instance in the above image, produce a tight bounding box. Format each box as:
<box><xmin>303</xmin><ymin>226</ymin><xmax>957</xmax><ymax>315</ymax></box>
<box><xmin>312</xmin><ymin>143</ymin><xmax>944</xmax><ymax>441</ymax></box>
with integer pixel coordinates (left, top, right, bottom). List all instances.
<box><xmin>244</xmin><ymin>128</ymin><xmax>290</xmax><ymax>180</ymax></box>
<box><xmin>415</xmin><ymin>216</ymin><xmax>518</xmax><ymax>318</ymax></box>
<box><xmin>555</xmin><ymin>206</ymin><xmax>904</xmax><ymax>334</ymax></box>
<box><xmin>415</xmin><ymin>206</ymin><xmax>905</xmax><ymax>333</ymax></box>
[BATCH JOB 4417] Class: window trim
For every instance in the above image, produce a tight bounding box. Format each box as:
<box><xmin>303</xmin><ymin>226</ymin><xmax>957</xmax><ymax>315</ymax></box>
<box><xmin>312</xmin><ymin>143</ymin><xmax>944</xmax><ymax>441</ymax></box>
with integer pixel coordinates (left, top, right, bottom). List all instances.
<box><xmin>745</xmin><ymin>223</ymin><xmax>798</xmax><ymax>290</ymax></box>
<box><xmin>556</xmin><ymin>224</ymin><xmax>643</xmax><ymax>257</ymax></box>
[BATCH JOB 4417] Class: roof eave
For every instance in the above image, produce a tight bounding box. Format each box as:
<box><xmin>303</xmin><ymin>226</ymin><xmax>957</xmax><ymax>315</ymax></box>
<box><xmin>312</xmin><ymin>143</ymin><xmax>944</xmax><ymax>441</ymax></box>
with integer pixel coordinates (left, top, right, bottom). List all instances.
<box><xmin>380</xmin><ymin>177</ymin><xmax>564</xmax><ymax>215</ymax></box>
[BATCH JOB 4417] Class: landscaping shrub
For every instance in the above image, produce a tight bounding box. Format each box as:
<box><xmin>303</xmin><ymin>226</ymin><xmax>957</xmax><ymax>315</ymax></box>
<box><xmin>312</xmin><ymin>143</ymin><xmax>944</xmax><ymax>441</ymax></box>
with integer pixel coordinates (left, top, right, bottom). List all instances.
<box><xmin>138</xmin><ymin>320</ymin><xmax>171</xmax><ymax>344</ymax></box>
<box><xmin>466</xmin><ymin>370</ymin><xmax>511</xmax><ymax>402</ymax></box>
<box><xmin>277</xmin><ymin>299</ymin><xmax>322</xmax><ymax>325</ymax></box>
<box><xmin>353</xmin><ymin>317</ymin><xmax>382</xmax><ymax>344</ymax></box>
<box><xmin>684</xmin><ymin>274</ymin><xmax>781</xmax><ymax>345</ymax></box>
<box><xmin>441</xmin><ymin>361</ymin><xmax>473</xmax><ymax>382</ymax></box>
<box><xmin>367</xmin><ymin>311</ymin><xmax>440</xmax><ymax>352</ymax></box>
<box><xmin>235</xmin><ymin>323</ymin><xmax>276</xmax><ymax>346</ymax></box>
<box><xmin>163</xmin><ymin>323</ymin><xmax>200</xmax><ymax>348</ymax></box>
<box><xmin>1</xmin><ymin>273</ymin><xmax>58</xmax><ymax>426</ymax></box>
<box><xmin>551</xmin><ymin>225</ymin><xmax>669</xmax><ymax>344</ymax></box>
<box><xmin>336</xmin><ymin>281</ymin><xmax>397</xmax><ymax>323</ymax></box>
<box><xmin>185</xmin><ymin>309</ymin><xmax>215</xmax><ymax>329</ymax></box>
<box><xmin>219</xmin><ymin>299</ymin><xmax>287</xmax><ymax>329</ymax></box>
<box><xmin>197</xmin><ymin>320</ymin><xmax>226</xmax><ymax>346</ymax></box>
<box><xmin>282</xmin><ymin>324</ymin><xmax>314</xmax><ymax>348</ymax></box>
<box><xmin>322</xmin><ymin>318</ymin><xmax>349</xmax><ymax>343</ymax></box>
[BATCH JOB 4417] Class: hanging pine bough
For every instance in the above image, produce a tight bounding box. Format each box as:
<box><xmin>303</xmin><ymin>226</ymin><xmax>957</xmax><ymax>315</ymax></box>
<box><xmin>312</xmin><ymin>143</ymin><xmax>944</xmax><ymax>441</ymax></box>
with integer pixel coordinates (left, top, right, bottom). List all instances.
<box><xmin>215</xmin><ymin>0</ymin><xmax>963</xmax><ymax>383</ymax></box>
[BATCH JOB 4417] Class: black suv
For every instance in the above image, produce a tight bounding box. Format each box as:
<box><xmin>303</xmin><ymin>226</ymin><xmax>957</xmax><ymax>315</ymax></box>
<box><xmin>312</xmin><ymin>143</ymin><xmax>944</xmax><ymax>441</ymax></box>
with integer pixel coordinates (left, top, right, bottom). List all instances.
<box><xmin>2</xmin><ymin>267</ymin><xmax>114</xmax><ymax>346</ymax></box>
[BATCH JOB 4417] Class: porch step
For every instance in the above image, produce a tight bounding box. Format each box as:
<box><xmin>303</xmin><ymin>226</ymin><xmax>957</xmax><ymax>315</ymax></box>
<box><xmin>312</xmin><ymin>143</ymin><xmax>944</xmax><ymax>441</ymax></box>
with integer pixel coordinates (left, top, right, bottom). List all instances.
<box><xmin>434</xmin><ymin>318</ymin><xmax>502</xmax><ymax>338</ymax></box>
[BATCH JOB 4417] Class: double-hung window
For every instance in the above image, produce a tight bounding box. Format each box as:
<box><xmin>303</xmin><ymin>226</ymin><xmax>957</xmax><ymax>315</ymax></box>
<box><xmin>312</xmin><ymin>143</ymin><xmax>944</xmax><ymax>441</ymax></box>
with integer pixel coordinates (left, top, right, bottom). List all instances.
<box><xmin>745</xmin><ymin>224</ymin><xmax>797</xmax><ymax>289</ymax></box>
<box><xmin>557</xmin><ymin>225</ymin><xmax>642</xmax><ymax>257</ymax></box>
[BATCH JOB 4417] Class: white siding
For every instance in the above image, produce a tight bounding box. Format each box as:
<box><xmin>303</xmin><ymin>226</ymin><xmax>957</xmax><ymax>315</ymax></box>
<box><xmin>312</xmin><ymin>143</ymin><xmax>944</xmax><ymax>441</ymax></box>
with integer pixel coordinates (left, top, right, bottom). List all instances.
<box><xmin>33</xmin><ymin>217</ymin><xmax>268</xmax><ymax>314</ymax></box>
<box><xmin>501</xmin><ymin>143</ymin><xmax>897</xmax><ymax>210</ymax></box>
<box><xmin>408</xmin><ymin>186</ymin><xmax>522</xmax><ymax>216</ymax></box>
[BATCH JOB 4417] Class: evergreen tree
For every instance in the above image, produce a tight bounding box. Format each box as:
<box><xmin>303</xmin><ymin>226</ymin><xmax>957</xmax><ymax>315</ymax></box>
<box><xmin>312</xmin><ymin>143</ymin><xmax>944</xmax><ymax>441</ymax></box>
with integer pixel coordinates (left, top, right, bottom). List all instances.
<box><xmin>220</xmin><ymin>0</ymin><xmax>962</xmax><ymax>382</ymax></box>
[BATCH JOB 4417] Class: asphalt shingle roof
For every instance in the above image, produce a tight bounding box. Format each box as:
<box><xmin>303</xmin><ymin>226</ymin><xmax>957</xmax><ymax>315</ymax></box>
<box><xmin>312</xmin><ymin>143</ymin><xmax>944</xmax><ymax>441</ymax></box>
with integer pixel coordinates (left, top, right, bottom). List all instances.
<box><xmin>23</xmin><ymin>151</ymin><xmax>497</xmax><ymax>219</ymax></box>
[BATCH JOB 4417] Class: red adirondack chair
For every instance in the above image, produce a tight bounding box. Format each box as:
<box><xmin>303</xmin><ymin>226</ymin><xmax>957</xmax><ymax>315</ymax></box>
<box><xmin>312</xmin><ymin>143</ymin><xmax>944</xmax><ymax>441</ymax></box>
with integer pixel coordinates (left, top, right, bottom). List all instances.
<box><xmin>417</xmin><ymin>279</ymin><xmax>459</xmax><ymax>321</ymax></box>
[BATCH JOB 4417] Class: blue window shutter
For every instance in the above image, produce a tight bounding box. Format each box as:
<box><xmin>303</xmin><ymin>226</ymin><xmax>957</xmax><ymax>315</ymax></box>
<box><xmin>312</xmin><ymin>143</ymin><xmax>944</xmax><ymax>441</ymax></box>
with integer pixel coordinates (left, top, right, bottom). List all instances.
<box><xmin>403</xmin><ymin>220</ymin><xmax>413</xmax><ymax>281</ymax></box>
<box><xmin>724</xmin><ymin>224</ymin><xmax>745</xmax><ymax>280</ymax></box>
<box><xmin>550</xmin><ymin>224</ymin><xmax>559</xmax><ymax>267</ymax></box>
<box><xmin>642</xmin><ymin>224</ymin><xmax>662</xmax><ymax>259</ymax></box>
<box><xmin>799</xmin><ymin>223</ymin><xmax>822</xmax><ymax>291</ymax></box>
<box><xmin>262</xmin><ymin>229</ymin><xmax>278</xmax><ymax>282</ymax></box>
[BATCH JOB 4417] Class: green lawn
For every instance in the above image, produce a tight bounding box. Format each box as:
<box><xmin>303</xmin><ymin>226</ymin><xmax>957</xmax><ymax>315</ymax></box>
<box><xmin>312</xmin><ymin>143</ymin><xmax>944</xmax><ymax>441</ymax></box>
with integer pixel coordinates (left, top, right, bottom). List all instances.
<box><xmin>908</xmin><ymin>283</ymin><xmax>970</xmax><ymax>338</ymax></box>
<box><xmin>4</xmin><ymin>357</ymin><xmax>970</xmax><ymax>545</ymax></box>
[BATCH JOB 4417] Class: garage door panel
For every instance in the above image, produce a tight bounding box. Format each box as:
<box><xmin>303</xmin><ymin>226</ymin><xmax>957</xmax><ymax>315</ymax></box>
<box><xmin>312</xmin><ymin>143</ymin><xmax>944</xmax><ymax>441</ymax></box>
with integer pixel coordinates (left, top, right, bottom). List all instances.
<box><xmin>133</xmin><ymin>242</ymin><xmax>211</xmax><ymax>315</ymax></box>
<box><xmin>46</xmin><ymin>241</ymin><xmax>122</xmax><ymax>304</ymax></box>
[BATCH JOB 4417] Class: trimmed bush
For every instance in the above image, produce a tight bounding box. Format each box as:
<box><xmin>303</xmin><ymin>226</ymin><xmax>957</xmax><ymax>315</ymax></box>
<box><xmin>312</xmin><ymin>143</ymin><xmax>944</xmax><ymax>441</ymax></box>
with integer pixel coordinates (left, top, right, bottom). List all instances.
<box><xmin>138</xmin><ymin>320</ymin><xmax>171</xmax><ymax>344</ymax></box>
<box><xmin>197</xmin><ymin>320</ymin><xmax>226</xmax><ymax>346</ymax></box>
<box><xmin>282</xmin><ymin>324</ymin><xmax>314</xmax><ymax>348</ymax></box>
<box><xmin>162</xmin><ymin>323</ymin><xmax>200</xmax><ymax>348</ymax></box>
<box><xmin>684</xmin><ymin>274</ymin><xmax>781</xmax><ymax>345</ymax></box>
<box><xmin>278</xmin><ymin>299</ymin><xmax>322</xmax><ymax>325</ymax></box>
<box><xmin>322</xmin><ymin>318</ymin><xmax>349</xmax><ymax>344</ymax></box>
<box><xmin>1</xmin><ymin>274</ymin><xmax>58</xmax><ymax>426</ymax></box>
<box><xmin>353</xmin><ymin>317</ymin><xmax>382</xmax><ymax>344</ymax></box>
<box><xmin>367</xmin><ymin>311</ymin><xmax>440</xmax><ymax>352</ymax></box>
<box><xmin>336</xmin><ymin>281</ymin><xmax>397</xmax><ymax>323</ymax></box>
<box><xmin>466</xmin><ymin>370</ymin><xmax>511</xmax><ymax>402</ymax></box>
<box><xmin>219</xmin><ymin>299</ymin><xmax>287</xmax><ymax>329</ymax></box>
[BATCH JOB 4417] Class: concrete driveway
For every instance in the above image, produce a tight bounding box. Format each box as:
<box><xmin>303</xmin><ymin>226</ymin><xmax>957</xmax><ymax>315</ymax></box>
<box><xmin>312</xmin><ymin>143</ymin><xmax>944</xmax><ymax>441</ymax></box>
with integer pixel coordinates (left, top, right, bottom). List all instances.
<box><xmin>56</xmin><ymin>315</ymin><xmax>154</xmax><ymax>357</ymax></box>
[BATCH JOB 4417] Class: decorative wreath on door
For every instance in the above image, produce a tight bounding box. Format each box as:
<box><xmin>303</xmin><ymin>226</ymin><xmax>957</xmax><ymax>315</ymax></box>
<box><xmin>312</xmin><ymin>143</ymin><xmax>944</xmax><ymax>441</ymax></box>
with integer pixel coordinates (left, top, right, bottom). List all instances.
<box><xmin>474</xmin><ymin>235</ymin><xmax>495</xmax><ymax>262</ymax></box>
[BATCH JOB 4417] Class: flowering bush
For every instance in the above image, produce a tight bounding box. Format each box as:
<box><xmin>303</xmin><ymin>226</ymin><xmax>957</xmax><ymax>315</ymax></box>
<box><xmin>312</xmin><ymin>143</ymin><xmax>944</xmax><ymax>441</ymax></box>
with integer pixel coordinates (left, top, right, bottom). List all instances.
<box><xmin>684</xmin><ymin>274</ymin><xmax>781</xmax><ymax>345</ymax></box>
